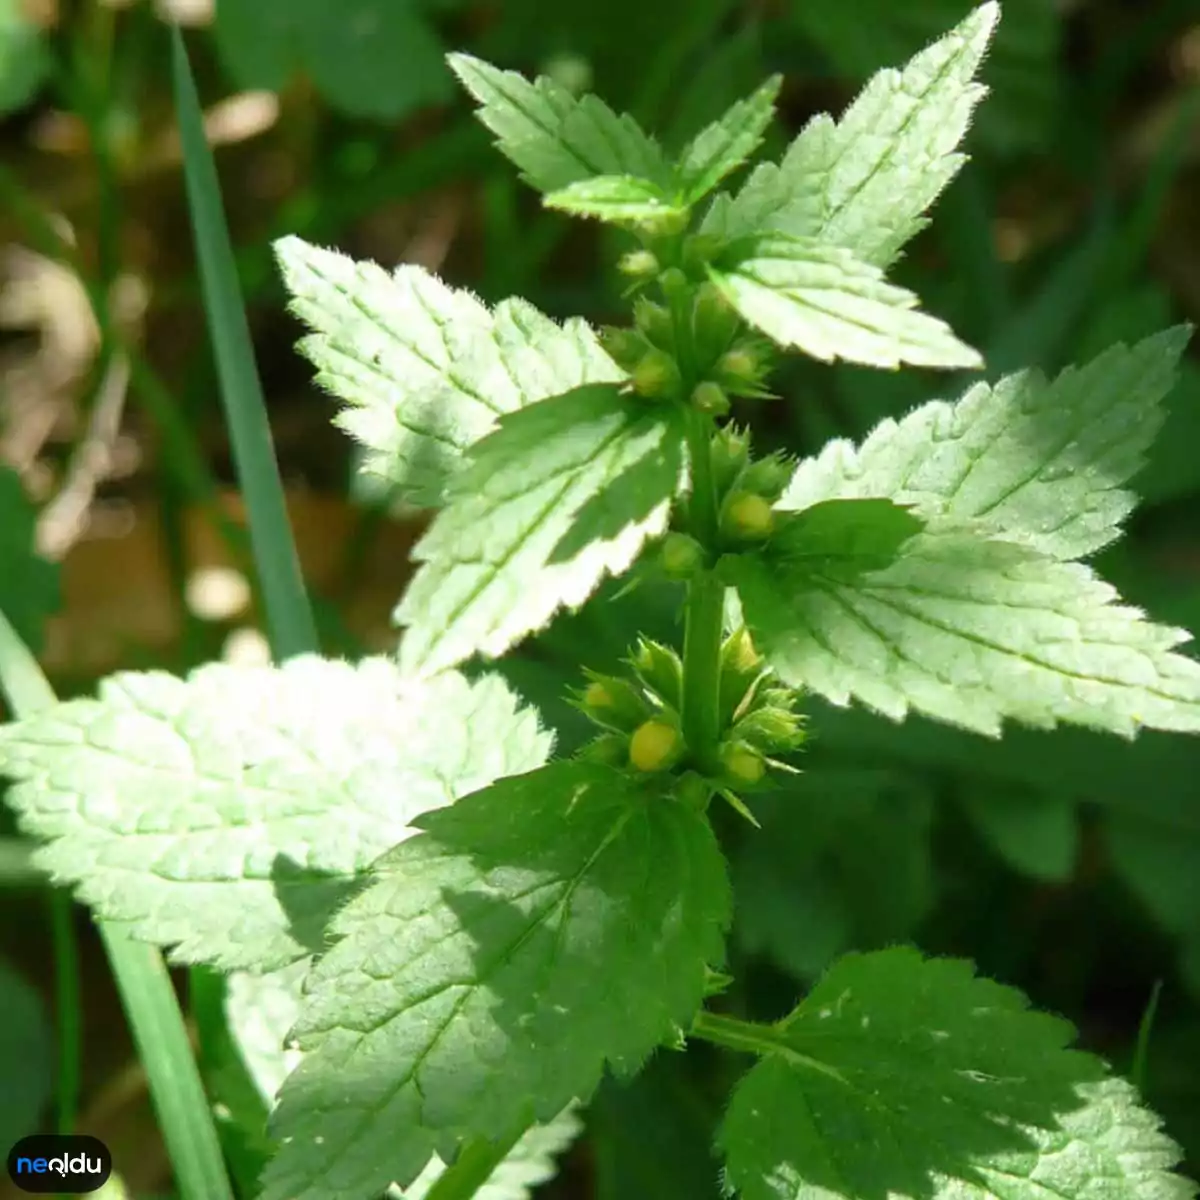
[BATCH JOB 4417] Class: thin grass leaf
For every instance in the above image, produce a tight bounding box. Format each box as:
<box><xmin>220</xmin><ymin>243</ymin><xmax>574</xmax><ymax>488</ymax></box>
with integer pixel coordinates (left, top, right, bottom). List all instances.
<box><xmin>171</xmin><ymin>26</ymin><xmax>317</xmax><ymax>660</ymax></box>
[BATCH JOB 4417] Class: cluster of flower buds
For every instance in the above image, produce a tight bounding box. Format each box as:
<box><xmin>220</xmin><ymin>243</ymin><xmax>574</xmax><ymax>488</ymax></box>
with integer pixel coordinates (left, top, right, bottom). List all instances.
<box><xmin>574</xmin><ymin>638</ymin><xmax>686</xmax><ymax>774</ymax></box>
<box><xmin>602</xmin><ymin>243</ymin><xmax>776</xmax><ymax>413</ymax></box>
<box><xmin>711</xmin><ymin>627</ymin><xmax>806</xmax><ymax>795</ymax></box>
<box><xmin>572</xmin><ymin>627</ymin><xmax>803</xmax><ymax>810</ymax></box>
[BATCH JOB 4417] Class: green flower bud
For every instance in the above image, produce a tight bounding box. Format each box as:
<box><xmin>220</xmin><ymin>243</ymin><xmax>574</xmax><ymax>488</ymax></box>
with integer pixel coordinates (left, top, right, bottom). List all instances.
<box><xmin>660</xmin><ymin>532</ymin><xmax>705</xmax><ymax>579</ymax></box>
<box><xmin>617</xmin><ymin>248</ymin><xmax>660</xmax><ymax>278</ymax></box>
<box><xmin>710</xmin><ymin>424</ymin><xmax>751</xmax><ymax>497</ymax></box>
<box><xmin>719</xmin><ymin>626</ymin><xmax>766</xmax><ymax>725</ymax></box>
<box><xmin>737</xmin><ymin>452</ymin><xmax>794</xmax><ymax>504</ymax></box>
<box><xmin>673</xmin><ymin>771</ymin><xmax>712</xmax><ymax>813</ymax></box>
<box><xmin>721</xmin><ymin>490</ymin><xmax>775</xmax><ymax>542</ymax></box>
<box><xmin>632</xmin><ymin>347</ymin><xmax>681</xmax><ymax>399</ymax></box>
<box><xmin>579</xmin><ymin>732</ymin><xmax>628</xmax><ymax>766</ymax></box>
<box><xmin>681</xmin><ymin>234</ymin><xmax>725</xmax><ymax>276</ymax></box>
<box><xmin>577</xmin><ymin>671</ymin><xmax>652</xmax><ymax>731</ymax></box>
<box><xmin>633</xmin><ymin>296</ymin><xmax>675</xmax><ymax>350</ymax></box>
<box><xmin>629</xmin><ymin>637</ymin><xmax>683</xmax><ymax>710</ymax></box>
<box><xmin>658</xmin><ymin>266</ymin><xmax>690</xmax><ymax>304</ymax></box>
<box><xmin>716</xmin><ymin>346</ymin><xmax>760</xmax><ymax>386</ymax></box>
<box><xmin>629</xmin><ymin>718</ymin><xmax>685</xmax><ymax>772</ymax></box>
<box><xmin>599</xmin><ymin>327</ymin><xmax>648</xmax><ymax>372</ymax></box>
<box><xmin>733</xmin><ymin>705</ymin><xmax>807</xmax><ymax>754</ymax></box>
<box><xmin>718</xmin><ymin>740</ymin><xmax>766</xmax><ymax>787</ymax></box>
<box><xmin>690</xmin><ymin>380</ymin><xmax>730</xmax><ymax>417</ymax></box>
<box><xmin>691</xmin><ymin>282</ymin><xmax>741</xmax><ymax>360</ymax></box>
<box><xmin>635</xmin><ymin>209</ymin><xmax>690</xmax><ymax>239</ymax></box>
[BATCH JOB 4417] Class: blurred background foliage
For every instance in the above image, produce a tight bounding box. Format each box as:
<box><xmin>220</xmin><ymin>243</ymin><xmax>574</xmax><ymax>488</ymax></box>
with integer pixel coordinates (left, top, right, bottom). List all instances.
<box><xmin>2</xmin><ymin>0</ymin><xmax>1200</xmax><ymax>1196</ymax></box>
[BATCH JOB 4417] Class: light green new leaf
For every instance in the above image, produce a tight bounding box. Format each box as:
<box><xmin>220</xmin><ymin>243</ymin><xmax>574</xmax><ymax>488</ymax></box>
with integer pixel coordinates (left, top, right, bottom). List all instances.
<box><xmin>396</xmin><ymin>1108</ymin><xmax>583</xmax><ymax>1200</ymax></box>
<box><xmin>676</xmin><ymin>76</ymin><xmax>782</xmax><ymax>204</ymax></box>
<box><xmin>276</xmin><ymin>237</ymin><xmax>623</xmax><ymax>507</ymax></box>
<box><xmin>397</xmin><ymin>384</ymin><xmax>685</xmax><ymax>679</ymax></box>
<box><xmin>724</xmin><ymin>513</ymin><xmax>1200</xmax><ymax>738</ymax></box>
<box><xmin>0</xmin><ymin>659</ymin><xmax>551</xmax><ymax>971</ymax></box>
<box><xmin>780</xmin><ymin>329</ymin><xmax>1191</xmax><ymax>561</ymax></box>
<box><xmin>262</xmin><ymin>760</ymin><xmax>730</xmax><ymax>1200</ymax></box>
<box><xmin>447</xmin><ymin>53</ymin><xmax>671</xmax><ymax>194</ymax></box>
<box><xmin>545</xmin><ymin>175</ymin><xmax>687</xmax><ymax>223</ymax></box>
<box><xmin>709</xmin><ymin>234</ymin><xmax>981</xmax><ymax>369</ymax></box>
<box><xmin>719</xmin><ymin>947</ymin><xmax>1196</xmax><ymax>1200</ymax></box>
<box><xmin>702</xmin><ymin>4</ymin><xmax>997</xmax><ymax>268</ymax></box>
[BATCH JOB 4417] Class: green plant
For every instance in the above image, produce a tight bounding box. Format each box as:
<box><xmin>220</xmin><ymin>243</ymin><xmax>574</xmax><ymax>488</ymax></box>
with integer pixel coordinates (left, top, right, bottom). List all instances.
<box><xmin>2</xmin><ymin>4</ymin><xmax>1199</xmax><ymax>1198</ymax></box>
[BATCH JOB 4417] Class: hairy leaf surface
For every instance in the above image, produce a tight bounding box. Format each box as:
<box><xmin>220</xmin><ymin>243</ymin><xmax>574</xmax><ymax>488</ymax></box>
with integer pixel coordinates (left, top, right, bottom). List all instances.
<box><xmin>0</xmin><ymin>659</ymin><xmax>550</xmax><ymax>970</ymax></box>
<box><xmin>262</xmin><ymin>761</ymin><xmax>730</xmax><ymax>1200</ymax></box>
<box><xmin>720</xmin><ymin>947</ymin><xmax>1195</xmax><ymax>1200</ymax></box>
<box><xmin>780</xmin><ymin>329</ymin><xmax>1191</xmax><ymax>560</ymax></box>
<box><xmin>448</xmin><ymin>53</ymin><xmax>670</xmax><ymax>193</ymax></box>
<box><xmin>397</xmin><ymin>384</ymin><xmax>685</xmax><ymax>678</ymax></box>
<box><xmin>702</xmin><ymin>4</ymin><xmax>997</xmax><ymax>267</ymax></box>
<box><xmin>277</xmin><ymin>237</ymin><xmax>623</xmax><ymax>507</ymax></box>
<box><xmin>676</xmin><ymin>77</ymin><xmax>782</xmax><ymax>204</ymax></box>
<box><xmin>709</xmin><ymin>234</ymin><xmax>981</xmax><ymax>369</ymax></box>
<box><xmin>725</xmin><ymin>511</ymin><xmax>1200</xmax><ymax>737</ymax></box>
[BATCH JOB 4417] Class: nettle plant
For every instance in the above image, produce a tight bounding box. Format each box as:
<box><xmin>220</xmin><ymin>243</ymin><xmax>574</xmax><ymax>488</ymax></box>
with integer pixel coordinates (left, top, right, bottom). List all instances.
<box><xmin>2</xmin><ymin>4</ymin><xmax>1199</xmax><ymax>1199</ymax></box>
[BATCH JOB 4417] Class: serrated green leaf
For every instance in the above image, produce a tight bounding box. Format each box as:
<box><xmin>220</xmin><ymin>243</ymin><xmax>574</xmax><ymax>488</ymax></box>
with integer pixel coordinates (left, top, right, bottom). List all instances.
<box><xmin>701</xmin><ymin>4</ymin><xmax>997</xmax><ymax>268</ymax></box>
<box><xmin>397</xmin><ymin>384</ymin><xmax>686</xmax><ymax>679</ymax></box>
<box><xmin>0</xmin><ymin>659</ymin><xmax>551</xmax><ymax>971</ymax></box>
<box><xmin>788</xmin><ymin>0</ymin><xmax>1059</xmax><ymax>153</ymax></box>
<box><xmin>447</xmin><ymin>52</ymin><xmax>671</xmax><ymax>194</ymax></box>
<box><xmin>960</xmin><ymin>786</ymin><xmax>1078</xmax><ymax>882</ymax></box>
<box><xmin>544</xmin><ymin>175</ymin><xmax>686</xmax><ymax>222</ymax></box>
<box><xmin>212</xmin><ymin>0</ymin><xmax>450</xmax><ymax>119</ymax></box>
<box><xmin>708</xmin><ymin>234</ymin><xmax>981</xmax><ymax>369</ymax></box>
<box><xmin>276</xmin><ymin>237</ymin><xmax>623</xmax><ymax>508</ymax></box>
<box><xmin>719</xmin><ymin>947</ymin><xmax>1196</xmax><ymax>1200</ymax></box>
<box><xmin>262</xmin><ymin>760</ymin><xmax>730</xmax><ymax>1200</ymax></box>
<box><xmin>395</xmin><ymin>1108</ymin><xmax>583</xmax><ymax>1200</ymax></box>
<box><xmin>725</xmin><ymin>520</ymin><xmax>1200</xmax><ymax>738</ymax></box>
<box><xmin>226</xmin><ymin>963</ymin><xmax>582</xmax><ymax>1198</ymax></box>
<box><xmin>676</xmin><ymin>76</ymin><xmax>782</xmax><ymax>204</ymax></box>
<box><xmin>780</xmin><ymin>329</ymin><xmax>1191</xmax><ymax>561</ymax></box>
<box><xmin>0</xmin><ymin>467</ymin><xmax>58</xmax><ymax>654</ymax></box>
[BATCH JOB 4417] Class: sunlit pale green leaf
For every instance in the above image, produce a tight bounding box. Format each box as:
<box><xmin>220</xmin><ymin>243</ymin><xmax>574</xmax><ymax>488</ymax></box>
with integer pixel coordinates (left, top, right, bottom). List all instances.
<box><xmin>276</xmin><ymin>237</ymin><xmax>623</xmax><ymax>508</ymax></box>
<box><xmin>709</xmin><ymin>234</ymin><xmax>981</xmax><ymax>369</ymax></box>
<box><xmin>702</xmin><ymin>4</ymin><xmax>997</xmax><ymax>267</ymax></box>
<box><xmin>0</xmin><ymin>660</ymin><xmax>551</xmax><ymax>970</ymax></box>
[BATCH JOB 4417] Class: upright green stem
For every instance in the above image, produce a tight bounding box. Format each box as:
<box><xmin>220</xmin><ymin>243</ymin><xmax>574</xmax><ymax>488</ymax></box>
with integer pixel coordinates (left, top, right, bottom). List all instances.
<box><xmin>680</xmin><ymin>408</ymin><xmax>725</xmax><ymax>768</ymax></box>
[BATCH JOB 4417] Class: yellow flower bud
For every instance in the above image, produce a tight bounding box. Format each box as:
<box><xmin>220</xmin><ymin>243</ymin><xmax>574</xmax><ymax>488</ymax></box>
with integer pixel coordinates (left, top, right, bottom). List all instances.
<box><xmin>719</xmin><ymin>741</ymin><xmax>765</xmax><ymax>786</ymax></box>
<box><xmin>629</xmin><ymin>718</ymin><xmax>684</xmax><ymax>772</ymax></box>
<box><xmin>722</xmin><ymin>491</ymin><xmax>775</xmax><ymax>541</ymax></box>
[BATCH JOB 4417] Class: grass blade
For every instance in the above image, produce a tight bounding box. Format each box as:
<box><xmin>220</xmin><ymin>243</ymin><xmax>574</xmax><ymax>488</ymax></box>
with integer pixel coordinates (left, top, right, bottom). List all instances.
<box><xmin>0</xmin><ymin>610</ymin><xmax>236</xmax><ymax>1200</ymax></box>
<box><xmin>170</xmin><ymin>25</ymin><xmax>318</xmax><ymax>660</ymax></box>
